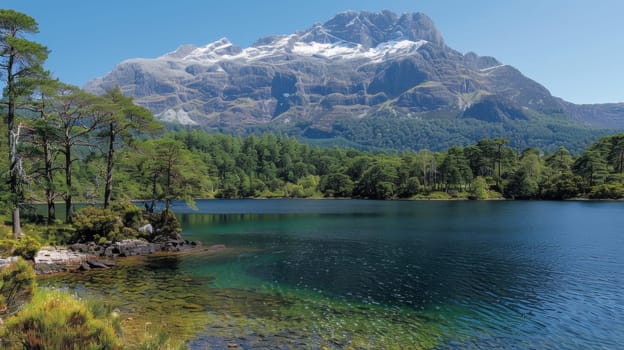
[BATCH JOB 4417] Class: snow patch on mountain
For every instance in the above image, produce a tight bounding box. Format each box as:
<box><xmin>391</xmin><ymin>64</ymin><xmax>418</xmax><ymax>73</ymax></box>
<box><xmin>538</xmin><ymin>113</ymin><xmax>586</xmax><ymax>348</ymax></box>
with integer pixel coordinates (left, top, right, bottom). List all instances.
<box><xmin>158</xmin><ymin>36</ymin><xmax>428</xmax><ymax>65</ymax></box>
<box><xmin>157</xmin><ymin>109</ymin><xmax>197</xmax><ymax>125</ymax></box>
<box><xmin>292</xmin><ymin>39</ymin><xmax>427</xmax><ymax>62</ymax></box>
<box><xmin>480</xmin><ymin>64</ymin><xmax>508</xmax><ymax>73</ymax></box>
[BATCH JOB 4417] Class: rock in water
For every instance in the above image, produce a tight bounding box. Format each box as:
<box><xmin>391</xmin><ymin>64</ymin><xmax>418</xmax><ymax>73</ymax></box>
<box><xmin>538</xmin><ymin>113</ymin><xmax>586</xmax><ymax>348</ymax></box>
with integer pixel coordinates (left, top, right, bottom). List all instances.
<box><xmin>86</xmin><ymin>259</ymin><xmax>110</xmax><ymax>269</ymax></box>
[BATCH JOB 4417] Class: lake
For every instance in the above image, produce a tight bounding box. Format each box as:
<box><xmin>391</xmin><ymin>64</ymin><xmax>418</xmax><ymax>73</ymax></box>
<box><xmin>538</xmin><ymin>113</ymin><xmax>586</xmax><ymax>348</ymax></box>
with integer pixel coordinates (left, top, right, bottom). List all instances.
<box><xmin>41</xmin><ymin>200</ymin><xmax>624</xmax><ymax>349</ymax></box>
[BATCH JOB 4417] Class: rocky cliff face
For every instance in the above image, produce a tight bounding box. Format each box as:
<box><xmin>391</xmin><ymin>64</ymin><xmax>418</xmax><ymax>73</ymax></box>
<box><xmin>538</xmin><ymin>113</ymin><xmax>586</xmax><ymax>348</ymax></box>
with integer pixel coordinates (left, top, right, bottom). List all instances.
<box><xmin>86</xmin><ymin>11</ymin><xmax>624</xmax><ymax>149</ymax></box>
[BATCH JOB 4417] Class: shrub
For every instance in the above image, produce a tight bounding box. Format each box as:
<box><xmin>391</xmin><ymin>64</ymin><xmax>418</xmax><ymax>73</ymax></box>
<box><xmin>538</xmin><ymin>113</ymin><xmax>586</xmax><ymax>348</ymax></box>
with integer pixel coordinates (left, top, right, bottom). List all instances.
<box><xmin>12</xmin><ymin>235</ymin><xmax>41</xmax><ymax>260</ymax></box>
<box><xmin>0</xmin><ymin>239</ymin><xmax>15</xmax><ymax>258</ymax></box>
<box><xmin>470</xmin><ymin>176</ymin><xmax>489</xmax><ymax>200</ymax></box>
<box><xmin>111</xmin><ymin>201</ymin><xmax>143</xmax><ymax>229</ymax></box>
<box><xmin>0</xmin><ymin>235</ymin><xmax>41</xmax><ymax>260</ymax></box>
<box><xmin>72</xmin><ymin>206</ymin><xmax>123</xmax><ymax>243</ymax></box>
<box><xmin>4</xmin><ymin>290</ymin><xmax>120</xmax><ymax>350</ymax></box>
<box><xmin>72</xmin><ymin>202</ymin><xmax>142</xmax><ymax>243</ymax></box>
<box><xmin>145</xmin><ymin>210</ymin><xmax>181</xmax><ymax>240</ymax></box>
<box><xmin>41</xmin><ymin>224</ymin><xmax>76</xmax><ymax>245</ymax></box>
<box><xmin>0</xmin><ymin>258</ymin><xmax>36</xmax><ymax>315</ymax></box>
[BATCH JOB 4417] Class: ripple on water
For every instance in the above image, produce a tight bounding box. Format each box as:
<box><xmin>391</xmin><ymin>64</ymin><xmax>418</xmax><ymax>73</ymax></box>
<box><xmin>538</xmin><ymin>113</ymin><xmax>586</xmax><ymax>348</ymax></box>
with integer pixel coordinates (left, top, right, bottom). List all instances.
<box><xmin>40</xmin><ymin>200</ymin><xmax>624</xmax><ymax>349</ymax></box>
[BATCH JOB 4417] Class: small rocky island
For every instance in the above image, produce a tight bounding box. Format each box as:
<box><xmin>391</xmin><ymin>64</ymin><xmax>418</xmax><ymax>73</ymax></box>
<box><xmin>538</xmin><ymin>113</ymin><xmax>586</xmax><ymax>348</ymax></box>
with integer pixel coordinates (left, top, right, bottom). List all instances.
<box><xmin>30</xmin><ymin>202</ymin><xmax>202</xmax><ymax>274</ymax></box>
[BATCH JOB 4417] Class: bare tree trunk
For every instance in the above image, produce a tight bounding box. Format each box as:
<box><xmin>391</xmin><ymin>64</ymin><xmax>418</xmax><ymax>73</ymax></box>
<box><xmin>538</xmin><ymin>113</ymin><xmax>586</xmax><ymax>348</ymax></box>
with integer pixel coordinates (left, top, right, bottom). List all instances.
<box><xmin>149</xmin><ymin>173</ymin><xmax>157</xmax><ymax>213</ymax></box>
<box><xmin>9</xmin><ymin>126</ymin><xmax>23</xmax><ymax>237</ymax></box>
<box><xmin>6</xmin><ymin>51</ymin><xmax>21</xmax><ymax>237</ymax></box>
<box><xmin>43</xmin><ymin>137</ymin><xmax>56</xmax><ymax>224</ymax></box>
<box><xmin>12</xmin><ymin>209</ymin><xmax>20</xmax><ymax>237</ymax></box>
<box><xmin>47</xmin><ymin>195</ymin><xmax>56</xmax><ymax>224</ymax></box>
<box><xmin>104</xmin><ymin>123</ymin><xmax>115</xmax><ymax>208</ymax></box>
<box><xmin>65</xmin><ymin>143</ymin><xmax>73</xmax><ymax>223</ymax></box>
<box><xmin>164</xmin><ymin>161</ymin><xmax>172</xmax><ymax>221</ymax></box>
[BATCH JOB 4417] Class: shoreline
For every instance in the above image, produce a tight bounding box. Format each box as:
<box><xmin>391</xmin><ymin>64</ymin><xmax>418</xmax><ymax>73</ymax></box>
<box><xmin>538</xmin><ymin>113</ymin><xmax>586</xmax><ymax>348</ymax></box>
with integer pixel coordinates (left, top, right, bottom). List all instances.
<box><xmin>28</xmin><ymin>196</ymin><xmax>624</xmax><ymax>209</ymax></box>
<box><xmin>32</xmin><ymin>238</ymin><xmax>210</xmax><ymax>275</ymax></box>
<box><xmin>169</xmin><ymin>196</ymin><xmax>621</xmax><ymax>202</ymax></box>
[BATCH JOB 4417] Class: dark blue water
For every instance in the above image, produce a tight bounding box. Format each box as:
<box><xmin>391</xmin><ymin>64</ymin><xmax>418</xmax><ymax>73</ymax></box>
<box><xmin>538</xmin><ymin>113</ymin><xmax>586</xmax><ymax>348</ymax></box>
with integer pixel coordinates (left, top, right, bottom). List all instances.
<box><xmin>175</xmin><ymin>199</ymin><xmax>623</xmax><ymax>349</ymax></box>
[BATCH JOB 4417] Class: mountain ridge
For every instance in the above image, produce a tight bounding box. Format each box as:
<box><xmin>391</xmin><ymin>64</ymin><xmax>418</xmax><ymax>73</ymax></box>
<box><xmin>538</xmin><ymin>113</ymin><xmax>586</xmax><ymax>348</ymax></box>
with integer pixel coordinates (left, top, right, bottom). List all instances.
<box><xmin>85</xmin><ymin>10</ymin><xmax>624</xmax><ymax>152</ymax></box>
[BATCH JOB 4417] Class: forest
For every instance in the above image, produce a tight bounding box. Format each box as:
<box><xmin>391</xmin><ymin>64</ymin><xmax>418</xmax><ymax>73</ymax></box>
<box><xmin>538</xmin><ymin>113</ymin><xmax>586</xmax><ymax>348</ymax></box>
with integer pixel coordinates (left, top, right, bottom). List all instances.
<box><xmin>10</xmin><ymin>112</ymin><xmax>624</xmax><ymax>224</ymax></box>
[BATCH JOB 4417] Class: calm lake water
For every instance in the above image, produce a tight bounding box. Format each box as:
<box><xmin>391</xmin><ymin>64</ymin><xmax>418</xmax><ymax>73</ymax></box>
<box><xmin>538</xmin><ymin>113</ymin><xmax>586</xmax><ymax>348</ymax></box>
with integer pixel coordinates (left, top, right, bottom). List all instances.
<box><xmin>42</xmin><ymin>200</ymin><xmax>624</xmax><ymax>349</ymax></box>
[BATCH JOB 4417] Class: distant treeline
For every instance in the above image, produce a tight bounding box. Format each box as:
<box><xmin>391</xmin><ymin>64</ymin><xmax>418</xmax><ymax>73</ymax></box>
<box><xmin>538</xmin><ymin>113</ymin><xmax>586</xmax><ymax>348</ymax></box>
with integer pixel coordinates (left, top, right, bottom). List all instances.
<box><xmin>105</xmin><ymin>130</ymin><xmax>624</xmax><ymax>201</ymax></box>
<box><xmin>9</xmin><ymin>123</ymin><xmax>624</xmax><ymax>220</ymax></box>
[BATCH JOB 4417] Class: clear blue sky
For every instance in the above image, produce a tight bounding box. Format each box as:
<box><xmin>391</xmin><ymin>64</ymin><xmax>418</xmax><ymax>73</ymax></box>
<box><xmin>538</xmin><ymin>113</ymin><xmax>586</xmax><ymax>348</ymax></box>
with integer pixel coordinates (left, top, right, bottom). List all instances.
<box><xmin>4</xmin><ymin>0</ymin><xmax>624</xmax><ymax>104</ymax></box>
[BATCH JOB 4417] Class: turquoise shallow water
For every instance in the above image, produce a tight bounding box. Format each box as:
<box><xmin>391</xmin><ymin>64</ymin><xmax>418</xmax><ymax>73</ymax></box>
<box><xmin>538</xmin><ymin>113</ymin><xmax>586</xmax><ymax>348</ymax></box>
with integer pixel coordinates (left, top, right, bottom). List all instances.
<box><xmin>43</xmin><ymin>200</ymin><xmax>624</xmax><ymax>349</ymax></box>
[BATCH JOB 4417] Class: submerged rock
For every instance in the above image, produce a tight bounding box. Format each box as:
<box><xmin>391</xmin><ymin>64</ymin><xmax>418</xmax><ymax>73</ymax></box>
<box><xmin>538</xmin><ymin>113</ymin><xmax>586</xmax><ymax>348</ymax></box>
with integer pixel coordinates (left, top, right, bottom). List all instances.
<box><xmin>207</xmin><ymin>244</ymin><xmax>226</xmax><ymax>252</ymax></box>
<box><xmin>86</xmin><ymin>259</ymin><xmax>110</xmax><ymax>269</ymax></box>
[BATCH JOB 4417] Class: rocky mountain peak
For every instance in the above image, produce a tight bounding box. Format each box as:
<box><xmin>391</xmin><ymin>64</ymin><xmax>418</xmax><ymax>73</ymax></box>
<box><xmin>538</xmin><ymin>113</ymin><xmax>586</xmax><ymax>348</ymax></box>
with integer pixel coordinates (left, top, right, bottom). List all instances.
<box><xmin>301</xmin><ymin>10</ymin><xmax>444</xmax><ymax>48</ymax></box>
<box><xmin>161</xmin><ymin>44</ymin><xmax>198</xmax><ymax>59</ymax></box>
<box><xmin>464</xmin><ymin>52</ymin><xmax>502</xmax><ymax>70</ymax></box>
<box><xmin>395</xmin><ymin>12</ymin><xmax>445</xmax><ymax>47</ymax></box>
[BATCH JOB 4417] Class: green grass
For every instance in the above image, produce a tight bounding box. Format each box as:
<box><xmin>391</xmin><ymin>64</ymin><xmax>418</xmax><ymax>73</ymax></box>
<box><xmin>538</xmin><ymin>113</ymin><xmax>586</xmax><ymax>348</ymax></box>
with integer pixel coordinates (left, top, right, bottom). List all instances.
<box><xmin>3</xmin><ymin>289</ymin><xmax>119</xmax><ymax>350</ymax></box>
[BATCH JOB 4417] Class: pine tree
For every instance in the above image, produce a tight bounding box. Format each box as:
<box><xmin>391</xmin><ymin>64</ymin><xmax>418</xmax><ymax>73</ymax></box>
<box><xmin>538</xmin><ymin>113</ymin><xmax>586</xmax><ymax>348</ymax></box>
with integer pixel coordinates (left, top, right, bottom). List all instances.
<box><xmin>0</xmin><ymin>10</ymin><xmax>48</xmax><ymax>236</ymax></box>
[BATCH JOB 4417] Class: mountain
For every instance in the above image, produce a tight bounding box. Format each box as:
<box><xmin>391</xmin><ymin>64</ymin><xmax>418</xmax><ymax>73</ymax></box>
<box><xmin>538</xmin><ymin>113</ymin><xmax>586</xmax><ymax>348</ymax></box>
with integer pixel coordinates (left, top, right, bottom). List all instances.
<box><xmin>85</xmin><ymin>10</ymin><xmax>624</xmax><ymax>152</ymax></box>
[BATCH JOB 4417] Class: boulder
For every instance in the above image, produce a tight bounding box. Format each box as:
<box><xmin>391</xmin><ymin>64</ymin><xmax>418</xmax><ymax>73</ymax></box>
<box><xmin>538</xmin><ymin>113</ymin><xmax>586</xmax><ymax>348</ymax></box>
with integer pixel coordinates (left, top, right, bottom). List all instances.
<box><xmin>138</xmin><ymin>223</ymin><xmax>153</xmax><ymax>235</ymax></box>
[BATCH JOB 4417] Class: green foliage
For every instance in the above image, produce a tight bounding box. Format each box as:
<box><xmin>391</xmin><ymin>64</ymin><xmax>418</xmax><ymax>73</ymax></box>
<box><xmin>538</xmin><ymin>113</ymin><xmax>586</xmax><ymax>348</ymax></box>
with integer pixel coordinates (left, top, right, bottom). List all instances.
<box><xmin>333</xmin><ymin>114</ymin><xmax>610</xmax><ymax>154</ymax></box>
<box><xmin>129</xmin><ymin>138</ymin><xmax>209</xmax><ymax>210</ymax></box>
<box><xmin>0</xmin><ymin>234</ymin><xmax>41</xmax><ymax>260</ymax></box>
<box><xmin>40</xmin><ymin>224</ymin><xmax>76</xmax><ymax>245</ymax></box>
<box><xmin>589</xmin><ymin>182</ymin><xmax>624</xmax><ymax>199</ymax></box>
<box><xmin>355</xmin><ymin>160</ymin><xmax>400</xmax><ymax>199</ymax></box>
<box><xmin>1</xmin><ymin>9</ymin><xmax>50</xmax><ymax>236</ymax></box>
<box><xmin>4</xmin><ymin>290</ymin><xmax>120</xmax><ymax>350</ymax></box>
<box><xmin>0</xmin><ymin>258</ymin><xmax>36</xmax><ymax>315</ymax></box>
<box><xmin>320</xmin><ymin>173</ymin><xmax>354</xmax><ymax>197</ymax></box>
<box><xmin>541</xmin><ymin>172</ymin><xmax>582</xmax><ymax>199</ymax></box>
<box><xmin>71</xmin><ymin>202</ymin><xmax>142</xmax><ymax>243</ymax></box>
<box><xmin>72</xmin><ymin>206</ymin><xmax>124</xmax><ymax>243</ymax></box>
<box><xmin>12</xmin><ymin>235</ymin><xmax>41</xmax><ymax>260</ymax></box>
<box><xmin>145</xmin><ymin>210</ymin><xmax>181</xmax><ymax>240</ymax></box>
<box><xmin>109</xmin><ymin>131</ymin><xmax>624</xmax><ymax>201</ymax></box>
<box><xmin>110</xmin><ymin>201</ymin><xmax>143</xmax><ymax>229</ymax></box>
<box><xmin>412</xmin><ymin>191</ymin><xmax>452</xmax><ymax>200</ymax></box>
<box><xmin>0</xmin><ymin>240</ymin><xmax>13</xmax><ymax>258</ymax></box>
<box><xmin>470</xmin><ymin>176</ymin><xmax>489</xmax><ymax>200</ymax></box>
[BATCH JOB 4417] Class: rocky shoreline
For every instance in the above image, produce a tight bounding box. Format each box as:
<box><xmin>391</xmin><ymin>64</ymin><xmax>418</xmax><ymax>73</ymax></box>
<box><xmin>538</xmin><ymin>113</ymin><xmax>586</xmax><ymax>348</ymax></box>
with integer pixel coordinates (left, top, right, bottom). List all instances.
<box><xmin>33</xmin><ymin>236</ymin><xmax>202</xmax><ymax>275</ymax></box>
